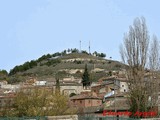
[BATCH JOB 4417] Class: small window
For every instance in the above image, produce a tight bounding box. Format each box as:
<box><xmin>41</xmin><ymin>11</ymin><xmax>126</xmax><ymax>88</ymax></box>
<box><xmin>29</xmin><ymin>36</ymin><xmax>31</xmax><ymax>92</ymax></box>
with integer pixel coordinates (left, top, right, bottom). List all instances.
<box><xmin>80</xmin><ymin>100</ymin><xmax>82</xmax><ymax>103</ymax></box>
<box><xmin>124</xmin><ymin>89</ymin><xmax>126</xmax><ymax>92</ymax></box>
<box><xmin>122</xmin><ymin>85</ymin><xmax>124</xmax><ymax>87</ymax></box>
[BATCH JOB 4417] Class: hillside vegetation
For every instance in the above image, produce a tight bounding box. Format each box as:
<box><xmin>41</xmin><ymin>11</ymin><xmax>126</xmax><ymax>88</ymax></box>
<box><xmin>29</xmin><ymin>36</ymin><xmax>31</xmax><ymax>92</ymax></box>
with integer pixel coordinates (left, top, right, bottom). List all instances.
<box><xmin>1</xmin><ymin>49</ymin><xmax>125</xmax><ymax>83</ymax></box>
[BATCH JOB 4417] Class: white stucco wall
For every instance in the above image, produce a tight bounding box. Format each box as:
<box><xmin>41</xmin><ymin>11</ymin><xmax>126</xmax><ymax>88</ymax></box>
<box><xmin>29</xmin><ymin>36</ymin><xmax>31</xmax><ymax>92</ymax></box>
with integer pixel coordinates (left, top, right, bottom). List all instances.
<box><xmin>119</xmin><ymin>81</ymin><xmax>128</xmax><ymax>92</ymax></box>
<box><xmin>53</xmin><ymin>84</ymin><xmax>83</xmax><ymax>95</ymax></box>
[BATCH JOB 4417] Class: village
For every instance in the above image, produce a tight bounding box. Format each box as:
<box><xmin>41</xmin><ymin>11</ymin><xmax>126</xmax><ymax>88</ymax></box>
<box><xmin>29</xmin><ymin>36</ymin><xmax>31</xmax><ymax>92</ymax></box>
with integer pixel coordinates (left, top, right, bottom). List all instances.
<box><xmin>0</xmin><ymin>0</ymin><xmax>160</xmax><ymax>119</ymax></box>
<box><xmin>0</xmin><ymin>67</ymin><xmax>159</xmax><ymax>119</ymax></box>
<box><xmin>0</xmin><ymin>74</ymin><xmax>129</xmax><ymax>116</ymax></box>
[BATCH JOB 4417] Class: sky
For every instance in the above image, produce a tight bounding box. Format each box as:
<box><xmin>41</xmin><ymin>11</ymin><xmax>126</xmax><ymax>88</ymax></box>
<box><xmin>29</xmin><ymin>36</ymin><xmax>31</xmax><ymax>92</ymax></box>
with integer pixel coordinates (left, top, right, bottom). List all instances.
<box><xmin>0</xmin><ymin>0</ymin><xmax>160</xmax><ymax>72</ymax></box>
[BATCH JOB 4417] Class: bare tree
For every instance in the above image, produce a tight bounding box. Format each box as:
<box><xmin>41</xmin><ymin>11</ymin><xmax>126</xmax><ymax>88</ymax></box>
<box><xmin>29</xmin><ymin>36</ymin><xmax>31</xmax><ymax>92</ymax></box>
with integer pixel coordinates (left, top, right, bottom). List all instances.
<box><xmin>149</xmin><ymin>35</ymin><xmax>160</xmax><ymax>70</ymax></box>
<box><xmin>148</xmin><ymin>35</ymin><xmax>160</xmax><ymax>111</ymax></box>
<box><xmin>120</xmin><ymin>17</ymin><xmax>159</xmax><ymax>117</ymax></box>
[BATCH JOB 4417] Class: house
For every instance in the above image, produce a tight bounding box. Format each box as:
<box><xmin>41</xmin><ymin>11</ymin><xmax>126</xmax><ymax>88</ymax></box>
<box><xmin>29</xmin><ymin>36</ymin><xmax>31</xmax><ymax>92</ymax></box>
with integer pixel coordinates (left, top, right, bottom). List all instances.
<box><xmin>1</xmin><ymin>84</ymin><xmax>20</xmax><ymax>93</ymax></box>
<box><xmin>103</xmin><ymin>92</ymin><xmax>129</xmax><ymax>112</ymax></box>
<box><xmin>91</xmin><ymin>77</ymin><xmax>119</xmax><ymax>97</ymax></box>
<box><xmin>52</xmin><ymin>83</ymin><xmax>84</xmax><ymax>95</ymax></box>
<box><xmin>91</xmin><ymin>84</ymin><xmax>106</xmax><ymax>95</ymax></box>
<box><xmin>70</xmin><ymin>93</ymin><xmax>102</xmax><ymax>108</ymax></box>
<box><xmin>33</xmin><ymin>81</ymin><xmax>47</xmax><ymax>86</ymax></box>
<box><xmin>98</xmin><ymin>76</ymin><xmax>128</xmax><ymax>93</ymax></box>
<box><xmin>70</xmin><ymin>92</ymin><xmax>103</xmax><ymax>115</ymax></box>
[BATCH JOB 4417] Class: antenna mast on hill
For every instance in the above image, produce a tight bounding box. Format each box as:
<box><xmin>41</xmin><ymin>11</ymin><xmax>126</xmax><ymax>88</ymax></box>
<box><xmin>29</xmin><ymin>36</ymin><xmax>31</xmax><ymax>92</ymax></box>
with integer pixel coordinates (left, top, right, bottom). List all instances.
<box><xmin>79</xmin><ymin>40</ymin><xmax>81</xmax><ymax>53</ymax></box>
<box><xmin>89</xmin><ymin>41</ymin><xmax>91</xmax><ymax>54</ymax></box>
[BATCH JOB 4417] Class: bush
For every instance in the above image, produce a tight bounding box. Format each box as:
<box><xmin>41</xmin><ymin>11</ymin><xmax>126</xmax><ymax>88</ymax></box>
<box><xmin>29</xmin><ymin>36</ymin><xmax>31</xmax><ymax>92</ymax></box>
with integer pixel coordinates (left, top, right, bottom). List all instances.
<box><xmin>5</xmin><ymin>88</ymin><xmax>76</xmax><ymax>117</ymax></box>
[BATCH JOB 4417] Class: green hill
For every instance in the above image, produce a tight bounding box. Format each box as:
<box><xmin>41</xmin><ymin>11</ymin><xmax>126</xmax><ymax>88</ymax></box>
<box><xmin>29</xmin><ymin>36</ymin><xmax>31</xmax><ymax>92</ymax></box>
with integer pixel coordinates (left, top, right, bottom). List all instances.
<box><xmin>6</xmin><ymin>49</ymin><xmax>125</xmax><ymax>83</ymax></box>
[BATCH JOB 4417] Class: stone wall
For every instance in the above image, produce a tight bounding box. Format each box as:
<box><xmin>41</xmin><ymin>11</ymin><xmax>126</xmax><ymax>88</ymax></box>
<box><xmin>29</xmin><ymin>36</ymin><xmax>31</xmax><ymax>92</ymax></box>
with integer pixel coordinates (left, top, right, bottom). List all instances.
<box><xmin>140</xmin><ymin>118</ymin><xmax>160</xmax><ymax>120</ymax></box>
<box><xmin>47</xmin><ymin>115</ymin><xmax>78</xmax><ymax>120</ymax></box>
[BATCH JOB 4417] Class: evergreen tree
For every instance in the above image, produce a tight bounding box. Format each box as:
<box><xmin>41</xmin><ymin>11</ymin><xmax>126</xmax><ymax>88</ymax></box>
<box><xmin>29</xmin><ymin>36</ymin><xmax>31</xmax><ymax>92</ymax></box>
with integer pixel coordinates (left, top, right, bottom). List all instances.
<box><xmin>55</xmin><ymin>78</ymin><xmax>60</xmax><ymax>94</ymax></box>
<box><xmin>82</xmin><ymin>64</ymin><xmax>91</xmax><ymax>89</ymax></box>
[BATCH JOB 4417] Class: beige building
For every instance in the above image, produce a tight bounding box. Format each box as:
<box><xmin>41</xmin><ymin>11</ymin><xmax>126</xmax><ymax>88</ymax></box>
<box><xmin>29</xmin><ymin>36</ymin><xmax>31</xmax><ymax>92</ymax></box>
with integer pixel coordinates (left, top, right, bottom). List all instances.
<box><xmin>52</xmin><ymin>83</ymin><xmax>84</xmax><ymax>95</ymax></box>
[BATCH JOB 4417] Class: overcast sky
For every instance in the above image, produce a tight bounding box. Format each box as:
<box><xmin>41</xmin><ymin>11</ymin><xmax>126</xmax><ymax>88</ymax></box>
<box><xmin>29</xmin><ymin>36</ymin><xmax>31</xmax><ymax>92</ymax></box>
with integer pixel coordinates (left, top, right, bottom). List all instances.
<box><xmin>0</xmin><ymin>0</ymin><xmax>160</xmax><ymax>72</ymax></box>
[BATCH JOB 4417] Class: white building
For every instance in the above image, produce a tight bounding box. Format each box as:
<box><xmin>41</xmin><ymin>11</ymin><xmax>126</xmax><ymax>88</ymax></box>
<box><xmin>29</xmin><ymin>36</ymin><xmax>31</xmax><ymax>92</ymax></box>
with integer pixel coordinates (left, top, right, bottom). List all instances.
<box><xmin>1</xmin><ymin>84</ymin><xmax>20</xmax><ymax>93</ymax></box>
<box><xmin>33</xmin><ymin>81</ymin><xmax>47</xmax><ymax>86</ymax></box>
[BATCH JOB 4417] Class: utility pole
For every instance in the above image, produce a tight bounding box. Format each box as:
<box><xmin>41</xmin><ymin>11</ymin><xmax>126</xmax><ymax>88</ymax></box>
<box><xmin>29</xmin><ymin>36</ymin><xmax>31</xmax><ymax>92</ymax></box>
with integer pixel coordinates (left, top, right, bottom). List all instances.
<box><xmin>114</xmin><ymin>79</ymin><xmax>116</xmax><ymax>112</ymax></box>
<box><xmin>114</xmin><ymin>78</ymin><xmax>118</xmax><ymax>120</ymax></box>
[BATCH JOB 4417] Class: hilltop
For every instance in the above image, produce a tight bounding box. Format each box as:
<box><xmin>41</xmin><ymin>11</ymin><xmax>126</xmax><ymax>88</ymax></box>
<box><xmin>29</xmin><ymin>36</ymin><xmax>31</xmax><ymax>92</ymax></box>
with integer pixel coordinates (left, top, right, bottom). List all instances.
<box><xmin>3</xmin><ymin>49</ymin><xmax>126</xmax><ymax>83</ymax></box>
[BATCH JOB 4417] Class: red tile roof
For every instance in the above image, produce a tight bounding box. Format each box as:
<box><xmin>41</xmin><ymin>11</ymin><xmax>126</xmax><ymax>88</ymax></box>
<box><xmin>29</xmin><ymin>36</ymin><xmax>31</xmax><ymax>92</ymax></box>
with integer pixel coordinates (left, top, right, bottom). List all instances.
<box><xmin>70</xmin><ymin>94</ymin><xmax>102</xmax><ymax>100</ymax></box>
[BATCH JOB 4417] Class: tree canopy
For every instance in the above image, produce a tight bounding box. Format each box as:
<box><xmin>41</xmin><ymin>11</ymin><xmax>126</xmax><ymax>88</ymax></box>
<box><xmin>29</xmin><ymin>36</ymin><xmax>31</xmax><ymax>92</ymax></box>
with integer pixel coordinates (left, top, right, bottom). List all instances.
<box><xmin>3</xmin><ymin>87</ymin><xmax>76</xmax><ymax>117</ymax></box>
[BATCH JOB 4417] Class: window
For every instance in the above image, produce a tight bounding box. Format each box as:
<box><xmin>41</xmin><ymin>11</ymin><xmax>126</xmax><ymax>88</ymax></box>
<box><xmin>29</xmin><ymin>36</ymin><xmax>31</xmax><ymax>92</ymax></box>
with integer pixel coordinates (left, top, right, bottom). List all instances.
<box><xmin>124</xmin><ymin>89</ymin><xmax>126</xmax><ymax>92</ymax></box>
<box><xmin>122</xmin><ymin>85</ymin><xmax>124</xmax><ymax>87</ymax></box>
<box><xmin>80</xmin><ymin>100</ymin><xmax>82</xmax><ymax>104</ymax></box>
